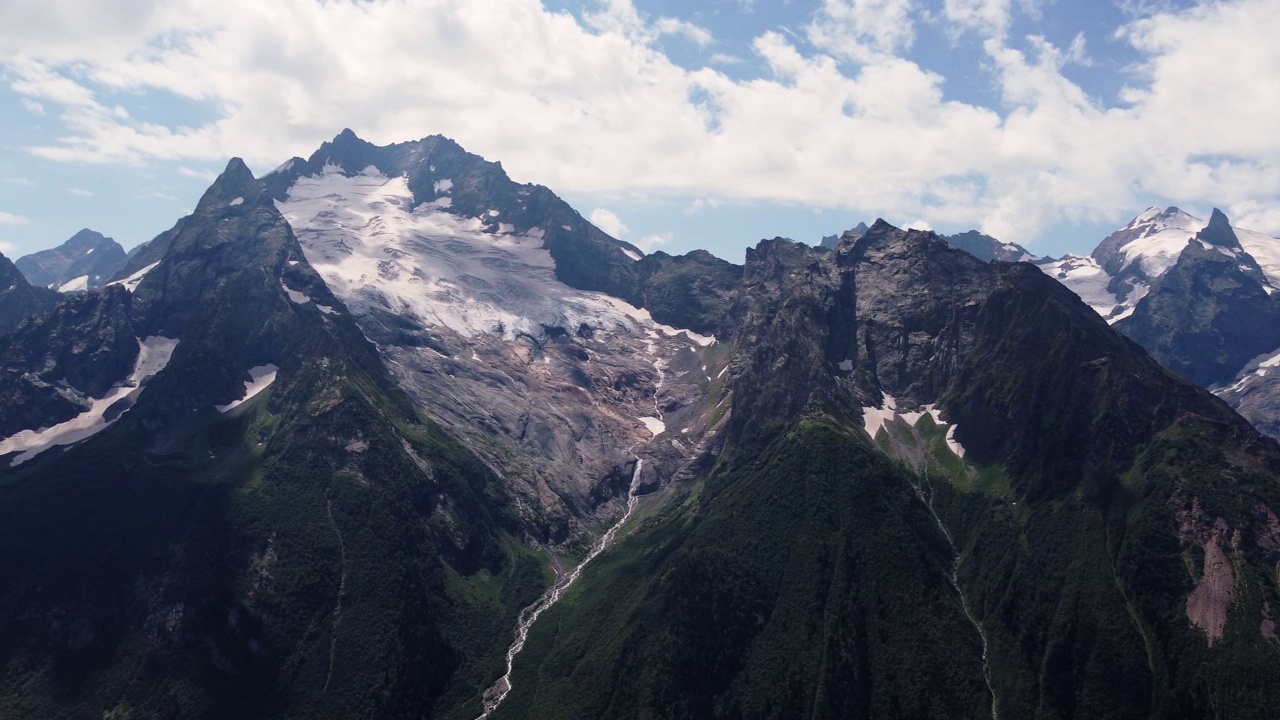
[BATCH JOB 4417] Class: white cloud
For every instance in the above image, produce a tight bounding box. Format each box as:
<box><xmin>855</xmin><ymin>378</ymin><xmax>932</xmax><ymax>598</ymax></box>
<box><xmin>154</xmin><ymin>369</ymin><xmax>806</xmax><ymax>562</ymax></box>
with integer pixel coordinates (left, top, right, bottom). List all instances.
<box><xmin>19</xmin><ymin>98</ymin><xmax>44</xmax><ymax>115</ymax></box>
<box><xmin>654</xmin><ymin>17</ymin><xmax>714</xmax><ymax>47</ymax></box>
<box><xmin>0</xmin><ymin>211</ymin><xmax>28</xmax><ymax>225</ymax></box>
<box><xmin>67</xmin><ymin>187</ymin><xmax>92</xmax><ymax>197</ymax></box>
<box><xmin>905</xmin><ymin>219</ymin><xmax>933</xmax><ymax>231</ymax></box>
<box><xmin>0</xmin><ymin>0</ymin><xmax>1278</xmax><ymax>245</ymax></box>
<box><xmin>685</xmin><ymin>198</ymin><xmax>721</xmax><ymax>215</ymax></box>
<box><xmin>637</xmin><ymin>232</ymin><xmax>672</xmax><ymax>251</ymax></box>
<box><xmin>808</xmin><ymin>0</ymin><xmax>916</xmax><ymax>61</ymax></box>
<box><xmin>177</xmin><ymin>165</ymin><xmax>216</xmax><ymax>181</ymax></box>
<box><xmin>943</xmin><ymin>0</ymin><xmax>1015</xmax><ymax>40</ymax></box>
<box><xmin>0</xmin><ymin>240</ymin><xmax>17</xmax><ymax>254</ymax></box>
<box><xmin>589</xmin><ymin>208</ymin><xmax>629</xmax><ymax>237</ymax></box>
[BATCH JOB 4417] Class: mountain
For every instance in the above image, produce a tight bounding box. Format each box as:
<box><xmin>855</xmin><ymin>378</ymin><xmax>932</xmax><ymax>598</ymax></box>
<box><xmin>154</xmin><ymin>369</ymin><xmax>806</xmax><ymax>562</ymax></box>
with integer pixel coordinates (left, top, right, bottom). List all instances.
<box><xmin>941</xmin><ymin>229</ymin><xmax>1045</xmax><ymax>263</ymax></box>
<box><xmin>262</xmin><ymin>130</ymin><xmax>735</xmax><ymax>545</ymax></box>
<box><xmin>819</xmin><ymin>221</ymin><xmax>868</xmax><ymax>248</ymax></box>
<box><xmin>493</xmin><ymin>222</ymin><xmax>1280</xmax><ymax>719</ymax></box>
<box><xmin>0</xmin><ymin>250</ymin><xmax>59</xmax><ymax>333</ymax></box>
<box><xmin>0</xmin><ymin>158</ymin><xmax>549</xmax><ymax>719</ymax></box>
<box><xmin>825</xmin><ymin>225</ymin><xmax>1043</xmax><ymax>264</ymax></box>
<box><xmin>16</xmin><ymin>228</ymin><xmax>127</xmax><ymax>292</ymax></box>
<box><xmin>1042</xmin><ymin>207</ymin><xmax>1280</xmax><ymax>437</ymax></box>
<box><xmin>4</xmin><ymin>133</ymin><xmax>1280</xmax><ymax>720</ymax></box>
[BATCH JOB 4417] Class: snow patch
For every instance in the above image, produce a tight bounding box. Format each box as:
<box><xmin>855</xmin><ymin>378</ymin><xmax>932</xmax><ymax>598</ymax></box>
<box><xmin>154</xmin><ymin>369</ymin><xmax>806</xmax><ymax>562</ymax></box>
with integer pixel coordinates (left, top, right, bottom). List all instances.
<box><xmin>838</xmin><ymin>358</ymin><xmax>853</xmax><ymax>372</ymax></box>
<box><xmin>57</xmin><ymin>275</ymin><xmax>89</xmax><ymax>293</ymax></box>
<box><xmin>281</xmin><ymin>281</ymin><xmax>312</xmax><ymax>305</ymax></box>
<box><xmin>638</xmin><ymin>417</ymin><xmax>666</xmax><ymax>437</ymax></box>
<box><xmin>1236</xmin><ymin>226</ymin><xmax>1280</xmax><ymax>288</ymax></box>
<box><xmin>622</xmin><ymin>248</ymin><xmax>642</xmax><ymax>262</ymax></box>
<box><xmin>106</xmin><ymin>261</ymin><xmax>160</xmax><ymax>293</ymax></box>
<box><xmin>861</xmin><ymin>394</ymin><xmax>966</xmax><ymax>458</ymax></box>
<box><xmin>433</xmin><ymin>179</ymin><xmax>453</xmax><ymax>193</ymax></box>
<box><xmin>0</xmin><ymin>337</ymin><xmax>178</xmax><ymax>465</ymax></box>
<box><xmin>861</xmin><ymin>393</ymin><xmax>899</xmax><ymax>439</ymax></box>
<box><xmin>602</xmin><ymin>298</ymin><xmax>716</xmax><ymax>347</ymax></box>
<box><xmin>216</xmin><ymin>364</ymin><xmax>279</xmax><ymax>413</ymax></box>
<box><xmin>229</xmin><ymin>197</ymin><xmax>244</xmax><ymax>207</ymax></box>
<box><xmin>944</xmin><ymin>425</ymin><xmax>967</xmax><ymax>458</ymax></box>
<box><xmin>317</xmin><ymin>304</ymin><xmax>337</xmax><ymax>315</ymax></box>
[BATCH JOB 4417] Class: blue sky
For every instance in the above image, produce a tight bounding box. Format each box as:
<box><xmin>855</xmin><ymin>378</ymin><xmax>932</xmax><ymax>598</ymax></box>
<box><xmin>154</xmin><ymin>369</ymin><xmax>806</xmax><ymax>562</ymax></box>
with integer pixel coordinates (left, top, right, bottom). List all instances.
<box><xmin>2</xmin><ymin>0</ymin><xmax>1277</xmax><ymax>263</ymax></box>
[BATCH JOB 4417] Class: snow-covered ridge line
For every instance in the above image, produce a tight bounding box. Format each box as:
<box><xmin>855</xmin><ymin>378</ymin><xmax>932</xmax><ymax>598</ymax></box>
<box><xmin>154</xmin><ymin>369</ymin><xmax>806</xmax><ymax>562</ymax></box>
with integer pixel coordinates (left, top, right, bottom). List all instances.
<box><xmin>0</xmin><ymin>336</ymin><xmax>179</xmax><ymax>466</ymax></box>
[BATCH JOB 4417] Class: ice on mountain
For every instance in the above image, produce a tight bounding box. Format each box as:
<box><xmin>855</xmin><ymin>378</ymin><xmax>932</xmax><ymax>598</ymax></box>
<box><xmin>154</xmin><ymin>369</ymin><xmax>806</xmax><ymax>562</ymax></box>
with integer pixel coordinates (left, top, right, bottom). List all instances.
<box><xmin>107</xmin><ymin>261</ymin><xmax>160</xmax><ymax>293</ymax></box>
<box><xmin>638</xmin><ymin>417</ymin><xmax>666</xmax><ymax>437</ymax></box>
<box><xmin>229</xmin><ymin>197</ymin><xmax>244</xmax><ymax>207</ymax></box>
<box><xmin>281</xmin><ymin>281</ymin><xmax>312</xmax><ymax>305</ymax></box>
<box><xmin>622</xmin><ymin>248</ymin><xmax>642</xmax><ymax>262</ymax></box>
<box><xmin>861</xmin><ymin>395</ymin><xmax>966</xmax><ymax>458</ymax></box>
<box><xmin>58</xmin><ymin>275</ymin><xmax>89</xmax><ymax>293</ymax></box>
<box><xmin>862</xmin><ymin>393</ymin><xmax>898</xmax><ymax>439</ymax></box>
<box><xmin>838</xmin><ymin>358</ymin><xmax>854</xmax><ymax>371</ymax></box>
<box><xmin>0</xmin><ymin>336</ymin><xmax>178</xmax><ymax>465</ymax></box>
<box><xmin>944</xmin><ymin>425</ymin><xmax>967</xmax><ymax>458</ymax></box>
<box><xmin>216</xmin><ymin>364</ymin><xmax>279</xmax><ymax>413</ymax></box>
<box><xmin>1038</xmin><ymin>254</ymin><xmax>1147</xmax><ymax>324</ymax></box>
<box><xmin>278</xmin><ymin>166</ymin><xmax>716</xmax><ymax>349</ymax></box>
<box><xmin>433</xmin><ymin>179</ymin><xmax>453</xmax><ymax>193</ymax></box>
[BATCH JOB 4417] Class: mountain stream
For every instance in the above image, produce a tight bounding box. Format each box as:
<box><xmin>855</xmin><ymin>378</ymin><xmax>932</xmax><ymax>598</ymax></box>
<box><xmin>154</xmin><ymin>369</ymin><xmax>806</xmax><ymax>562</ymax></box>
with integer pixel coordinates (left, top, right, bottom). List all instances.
<box><xmin>913</xmin><ymin>467</ymin><xmax>1001</xmax><ymax>720</ymax></box>
<box><xmin>474</xmin><ymin>459</ymin><xmax>644</xmax><ymax>719</ymax></box>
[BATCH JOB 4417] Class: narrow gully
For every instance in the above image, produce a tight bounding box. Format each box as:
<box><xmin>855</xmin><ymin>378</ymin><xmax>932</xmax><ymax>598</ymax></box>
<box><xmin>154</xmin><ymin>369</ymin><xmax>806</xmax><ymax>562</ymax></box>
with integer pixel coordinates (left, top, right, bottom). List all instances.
<box><xmin>914</xmin><ymin>468</ymin><xmax>1001</xmax><ymax>720</ymax></box>
<box><xmin>475</xmin><ymin>457</ymin><xmax>647</xmax><ymax>719</ymax></box>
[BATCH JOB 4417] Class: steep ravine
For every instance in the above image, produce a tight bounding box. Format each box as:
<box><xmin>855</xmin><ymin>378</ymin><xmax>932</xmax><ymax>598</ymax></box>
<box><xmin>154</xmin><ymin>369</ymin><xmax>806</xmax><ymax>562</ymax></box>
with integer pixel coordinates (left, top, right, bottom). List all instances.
<box><xmin>913</xmin><ymin>467</ymin><xmax>1000</xmax><ymax>720</ymax></box>
<box><xmin>477</xmin><ymin>355</ymin><xmax>666</xmax><ymax>720</ymax></box>
<box><xmin>477</xmin><ymin>460</ymin><xmax>646</xmax><ymax>719</ymax></box>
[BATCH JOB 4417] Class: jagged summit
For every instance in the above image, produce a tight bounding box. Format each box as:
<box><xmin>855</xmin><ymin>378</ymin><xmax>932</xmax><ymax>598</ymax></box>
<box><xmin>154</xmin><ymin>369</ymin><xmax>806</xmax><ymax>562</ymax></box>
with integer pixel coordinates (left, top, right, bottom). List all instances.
<box><xmin>193</xmin><ymin>156</ymin><xmax>269</xmax><ymax>213</ymax></box>
<box><xmin>1197</xmin><ymin>207</ymin><xmax>1243</xmax><ymax>249</ymax></box>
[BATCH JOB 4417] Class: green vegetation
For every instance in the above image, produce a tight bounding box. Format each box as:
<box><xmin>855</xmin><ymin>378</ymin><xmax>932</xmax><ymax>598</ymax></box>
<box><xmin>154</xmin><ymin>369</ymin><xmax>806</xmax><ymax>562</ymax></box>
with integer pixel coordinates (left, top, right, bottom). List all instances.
<box><xmin>493</xmin><ymin>419</ymin><xmax>993</xmax><ymax>720</ymax></box>
<box><xmin>0</xmin><ymin>337</ymin><xmax>547</xmax><ymax>719</ymax></box>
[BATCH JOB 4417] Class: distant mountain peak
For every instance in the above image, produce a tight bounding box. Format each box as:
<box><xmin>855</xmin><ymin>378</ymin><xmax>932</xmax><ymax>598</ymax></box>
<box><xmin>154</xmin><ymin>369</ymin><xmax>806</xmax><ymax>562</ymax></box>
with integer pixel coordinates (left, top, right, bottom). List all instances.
<box><xmin>14</xmin><ymin>228</ymin><xmax>127</xmax><ymax>292</ymax></box>
<box><xmin>819</xmin><ymin>221</ymin><xmax>869</xmax><ymax>248</ymax></box>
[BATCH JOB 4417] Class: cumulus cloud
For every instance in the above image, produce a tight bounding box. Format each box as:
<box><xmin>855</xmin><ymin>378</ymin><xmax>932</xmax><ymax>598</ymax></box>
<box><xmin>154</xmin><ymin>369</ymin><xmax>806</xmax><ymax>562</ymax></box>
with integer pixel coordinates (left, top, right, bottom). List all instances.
<box><xmin>808</xmin><ymin>0</ymin><xmax>917</xmax><ymax>61</ymax></box>
<box><xmin>0</xmin><ymin>0</ymin><xmax>1278</xmax><ymax>244</ymax></box>
<box><xmin>637</xmin><ymin>232</ymin><xmax>672</xmax><ymax>251</ymax></box>
<box><xmin>590</xmin><ymin>208</ymin><xmax>629</xmax><ymax>237</ymax></box>
<box><xmin>0</xmin><ymin>211</ymin><xmax>28</xmax><ymax>226</ymax></box>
